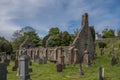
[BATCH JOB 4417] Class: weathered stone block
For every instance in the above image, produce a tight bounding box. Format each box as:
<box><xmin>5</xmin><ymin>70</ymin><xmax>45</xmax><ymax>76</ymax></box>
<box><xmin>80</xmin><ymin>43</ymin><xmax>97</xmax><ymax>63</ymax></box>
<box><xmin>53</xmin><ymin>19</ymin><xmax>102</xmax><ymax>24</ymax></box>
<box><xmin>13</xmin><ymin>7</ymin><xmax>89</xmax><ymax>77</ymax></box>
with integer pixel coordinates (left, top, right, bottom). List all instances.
<box><xmin>56</xmin><ymin>64</ymin><xmax>62</xmax><ymax>72</ymax></box>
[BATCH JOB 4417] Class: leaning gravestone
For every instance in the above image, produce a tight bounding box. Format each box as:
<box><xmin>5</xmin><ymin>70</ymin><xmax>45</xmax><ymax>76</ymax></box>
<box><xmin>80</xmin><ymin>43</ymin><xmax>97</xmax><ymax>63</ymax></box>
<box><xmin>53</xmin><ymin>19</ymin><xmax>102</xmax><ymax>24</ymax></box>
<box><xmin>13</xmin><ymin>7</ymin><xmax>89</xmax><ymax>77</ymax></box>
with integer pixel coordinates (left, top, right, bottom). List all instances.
<box><xmin>0</xmin><ymin>62</ymin><xmax>7</xmax><ymax>80</ymax></box>
<box><xmin>110</xmin><ymin>56</ymin><xmax>118</xmax><ymax>66</ymax></box>
<box><xmin>18</xmin><ymin>50</ymin><xmax>31</xmax><ymax>80</ymax></box>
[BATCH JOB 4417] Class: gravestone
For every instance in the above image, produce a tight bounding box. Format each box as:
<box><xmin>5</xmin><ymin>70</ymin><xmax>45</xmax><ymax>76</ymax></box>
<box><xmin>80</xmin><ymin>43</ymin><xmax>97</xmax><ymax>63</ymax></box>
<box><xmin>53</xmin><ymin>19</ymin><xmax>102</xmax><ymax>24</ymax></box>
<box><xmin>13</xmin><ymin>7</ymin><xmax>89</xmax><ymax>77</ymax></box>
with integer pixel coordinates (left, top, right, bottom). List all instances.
<box><xmin>110</xmin><ymin>56</ymin><xmax>118</xmax><ymax>66</ymax></box>
<box><xmin>73</xmin><ymin>48</ymin><xmax>78</xmax><ymax>65</ymax></box>
<box><xmin>43</xmin><ymin>57</ymin><xmax>47</xmax><ymax>64</ymax></box>
<box><xmin>98</xmin><ymin>67</ymin><xmax>103</xmax><ymax>80</ymax></box>
<box><xmin>83</xmin><ymin>50</ymin><xmax>90</xmax><ymax>67</ymax></box>
<box><xmin>68</xmin><ymin>47</ymin><xmax>74</xmax><ymax>64</ymax></box>
<box><xmin>79</xmin><ymin>63</ymin><xmax>84</xmax><ymax>75</ymax></box>
<box><xmin>0</xmin><ymin>62</ymin><xmax>7</xmax><ymax>80</ymax></box>
<box><xmin>32</xmin><ymin>52</ymin><xmax>36</xmax><ymax>62</ymax></box>
<box><xmin>38</xmin><ymin>58</ymin><xmax>43</xmax><ymax>64</ymax></box>
<box><xmin>18</xmin><ymin>50</ymin><xmax>31</xmax><ymax>80</ymax></box>
<box><xmin>61</xmin><ymin>55</ymin><xmax>65</xmax><ymax>69</ymax></box>
<box><xmin>56</xmin><ymin>47</ymin><xmax>63</xmax><ymax>72</ymax></box>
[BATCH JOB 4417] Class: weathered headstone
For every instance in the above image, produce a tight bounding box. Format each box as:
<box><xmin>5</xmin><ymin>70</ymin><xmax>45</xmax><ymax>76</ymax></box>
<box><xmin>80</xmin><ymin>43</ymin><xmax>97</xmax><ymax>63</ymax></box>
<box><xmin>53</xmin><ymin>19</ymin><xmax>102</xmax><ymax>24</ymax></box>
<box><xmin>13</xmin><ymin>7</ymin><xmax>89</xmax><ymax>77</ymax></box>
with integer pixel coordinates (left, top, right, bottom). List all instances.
<box><xmin>61</xmin><ymin>55</ymin><xmax>65</xmax><ymax>69</ymax></box>
<box><xmin>79</xmin><ymin>63</ymin><xmax>84</xmax><ymax>75</ymax></box>
<box><xmin>38</xmin><ymin>58</ymin><xmax>43</xmax><ymax>64</ymax></box>
<box><xmin>68</xmin><ymin>47</ymin><xmax>74</xmax><ymax>64</ymax></box>
<box><xmin>43</xmin><ymin>57</ymin><xmax>47</xmax><ymax>64</ymax></box>
<box><xmin>110</xmin><ymin>56</ymin><xmax>118</xmax><ymax>66</ymax></box>
<box><xmin>0</xmin><ymin>62</ymin><xmax>7</xmax><ymax>80</ymax></box>
<box><xmin>56</xmin><ymin>47</ymin><xmax>63</xmax><ymax>72</ymax></box>
<box><xmin>98</xmin><ymin>67</ymin><xmax>103</xmax><ymax>80</ymax></box>
<box><xmin>73</xmin><ymin>48</ymin><xmax>78</xmax><ymax>65</ymax></box>
<box><xmin>18</xmin><ymin>50</ymin><xmax>31</xmax><ymax>80</ymax></box>
<box><xmin>32</xmin><ymin>52</ymin><xmax>35</xmax><ymax>62</ymax></box>
<box><xmin>83</xmin><ymin>50</ymin><xmax>90</xmax><ymax>67</ymax></box>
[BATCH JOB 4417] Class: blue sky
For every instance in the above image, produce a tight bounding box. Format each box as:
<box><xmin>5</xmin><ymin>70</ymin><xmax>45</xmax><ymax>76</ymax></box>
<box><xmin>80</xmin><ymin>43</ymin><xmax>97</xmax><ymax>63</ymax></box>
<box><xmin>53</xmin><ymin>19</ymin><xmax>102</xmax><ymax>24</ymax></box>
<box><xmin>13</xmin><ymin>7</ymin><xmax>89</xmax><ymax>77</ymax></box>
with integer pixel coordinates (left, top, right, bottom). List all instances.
<box><xmin>0</xmin><ymin>0</ymin><xmax>120</xmax><ymax>40</ymax></box>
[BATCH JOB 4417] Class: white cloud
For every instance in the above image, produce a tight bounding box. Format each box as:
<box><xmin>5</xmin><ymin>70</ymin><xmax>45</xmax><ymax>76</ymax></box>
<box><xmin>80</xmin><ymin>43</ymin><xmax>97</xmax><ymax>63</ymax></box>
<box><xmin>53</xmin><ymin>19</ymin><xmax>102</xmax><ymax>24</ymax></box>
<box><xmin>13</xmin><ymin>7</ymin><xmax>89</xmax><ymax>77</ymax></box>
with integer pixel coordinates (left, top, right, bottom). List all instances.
<box><xmin>0</xmin><ymin>0</ymin><xmax>119</xmax><ymax>40</ymax></box>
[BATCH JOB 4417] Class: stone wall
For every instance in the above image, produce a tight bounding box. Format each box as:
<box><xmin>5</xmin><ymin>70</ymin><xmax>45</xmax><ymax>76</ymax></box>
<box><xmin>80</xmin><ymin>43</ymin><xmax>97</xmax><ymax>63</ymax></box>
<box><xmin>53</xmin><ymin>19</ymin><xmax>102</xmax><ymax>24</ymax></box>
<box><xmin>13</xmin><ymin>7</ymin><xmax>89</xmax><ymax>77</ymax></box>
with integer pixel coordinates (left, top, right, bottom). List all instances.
<box><xmin>17</xmin><ymin>46</ymin><xmax>78</xmax><ymax>64</ymax></box>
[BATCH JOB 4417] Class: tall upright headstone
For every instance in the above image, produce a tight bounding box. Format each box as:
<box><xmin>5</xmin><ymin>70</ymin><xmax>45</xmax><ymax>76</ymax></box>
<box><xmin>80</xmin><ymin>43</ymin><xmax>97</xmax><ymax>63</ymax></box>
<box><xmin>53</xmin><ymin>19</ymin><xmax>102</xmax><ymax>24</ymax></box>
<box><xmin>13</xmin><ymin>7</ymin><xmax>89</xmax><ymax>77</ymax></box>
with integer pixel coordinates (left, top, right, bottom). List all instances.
<box><xmin>73</xmin><ymin>48</ymin><xmax>78</xmax><ymax>65</ymax></box>
<box><xmin>56</xmin><ymin>47</ymin><xmax>63</xmax><ymax>72</ymax></box>
<box><xmin>18</xmin><ymin>50</ymin><xmax>31</xmax><ymax>80</ymax></box>
<box><xmin>98</xmin><ymin>67</ymin><xmax>103</xmax><ymax>80</ymax></box>
<box><xmin>83</xmin><ymin>49</ymin><xmax>90</xmax><ymax>67</ymax></box>
<box><xmin>0</xmin><ymin>62</ymin><xmax>7</xmax><ymax>80</ymax></box>
<box><xmin>68</xmin><ymin>47</ymin><xmax>74</xmax><ymax>64</ymax></box>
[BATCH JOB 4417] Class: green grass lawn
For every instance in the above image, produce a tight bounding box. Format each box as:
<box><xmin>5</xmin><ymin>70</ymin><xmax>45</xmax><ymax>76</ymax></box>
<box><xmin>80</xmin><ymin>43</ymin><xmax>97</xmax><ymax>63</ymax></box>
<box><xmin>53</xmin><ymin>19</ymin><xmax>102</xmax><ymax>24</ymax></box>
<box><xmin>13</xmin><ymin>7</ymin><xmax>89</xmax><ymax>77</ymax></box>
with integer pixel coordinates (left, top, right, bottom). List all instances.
<box><xmin>7</xmin><ymin>40</ymin><xmax>120</xmax><ymax>80</ymax></box>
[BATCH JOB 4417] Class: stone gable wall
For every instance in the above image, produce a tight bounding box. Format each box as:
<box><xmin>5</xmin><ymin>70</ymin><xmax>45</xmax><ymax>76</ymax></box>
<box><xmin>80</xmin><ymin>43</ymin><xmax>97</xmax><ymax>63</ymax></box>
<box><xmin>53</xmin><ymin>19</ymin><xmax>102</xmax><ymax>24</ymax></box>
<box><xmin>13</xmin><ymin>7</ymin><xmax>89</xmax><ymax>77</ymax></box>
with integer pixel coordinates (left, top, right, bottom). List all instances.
<box><xmin>72</xmin><ymin>13</ymin><xmax>95</xmax><ymax>62</ymax></box>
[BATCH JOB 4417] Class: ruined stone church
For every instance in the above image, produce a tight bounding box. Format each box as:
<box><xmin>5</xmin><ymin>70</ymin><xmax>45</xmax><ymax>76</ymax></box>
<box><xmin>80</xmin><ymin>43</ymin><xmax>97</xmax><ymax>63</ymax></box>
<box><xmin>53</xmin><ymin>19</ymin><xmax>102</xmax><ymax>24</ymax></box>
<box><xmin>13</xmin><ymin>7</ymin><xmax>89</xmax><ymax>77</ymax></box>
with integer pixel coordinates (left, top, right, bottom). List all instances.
<box><xmin>72</xmin><ymin>13</ymin><xmax>95</xmax><ymax>62</ymax></box>
<box><xmin>17</xmin><ymin>13</ymin><xmax>95</xmax><ymax>64</ymax></box>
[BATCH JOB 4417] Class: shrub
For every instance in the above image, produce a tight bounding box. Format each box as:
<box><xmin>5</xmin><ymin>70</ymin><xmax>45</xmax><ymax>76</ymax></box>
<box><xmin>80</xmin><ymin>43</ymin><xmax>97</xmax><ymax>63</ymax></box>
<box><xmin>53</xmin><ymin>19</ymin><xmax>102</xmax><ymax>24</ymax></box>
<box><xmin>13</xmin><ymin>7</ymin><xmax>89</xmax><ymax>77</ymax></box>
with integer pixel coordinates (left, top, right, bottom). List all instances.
<box><xmin>98</xmin><ymin>42</ymin><xmax>107</xmax><ymax>48</ymax></box>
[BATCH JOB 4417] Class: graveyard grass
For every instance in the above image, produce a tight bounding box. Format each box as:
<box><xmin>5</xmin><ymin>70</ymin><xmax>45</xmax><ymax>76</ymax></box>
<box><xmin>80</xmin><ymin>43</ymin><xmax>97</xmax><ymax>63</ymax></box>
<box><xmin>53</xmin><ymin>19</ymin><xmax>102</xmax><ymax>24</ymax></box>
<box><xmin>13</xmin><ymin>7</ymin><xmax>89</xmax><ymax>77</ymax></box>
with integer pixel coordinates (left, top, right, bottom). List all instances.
<box><xmin>7</xmin><ymin>40</ymin><xmax>120</xmax><ymax>80</ymax></box>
